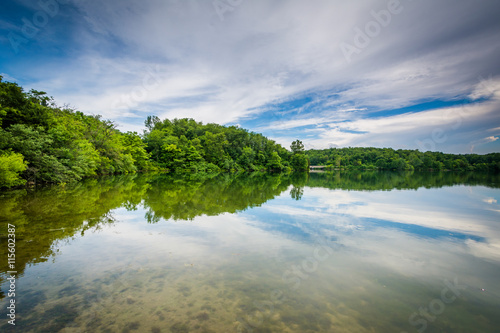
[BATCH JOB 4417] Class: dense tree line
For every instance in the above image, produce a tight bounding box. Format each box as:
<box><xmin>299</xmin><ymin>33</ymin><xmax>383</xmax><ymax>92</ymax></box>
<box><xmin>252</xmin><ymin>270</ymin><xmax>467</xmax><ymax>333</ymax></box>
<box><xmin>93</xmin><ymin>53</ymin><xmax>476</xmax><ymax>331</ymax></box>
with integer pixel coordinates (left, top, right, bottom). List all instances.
<box><xmin>306</xmin><ymin>147</ymin><xmax>500</xmax><ymax>172</ymax></box>
<box><xmin>1</xmin><ymin>77</ymin><xmax>498</xmax><ymax>188</ymax></box>
<box><xmin>1</xmin><ymin>77</ymin><xmax>306</xmax><ymax>188</ymax></box>
<box><xmin>141</xmin><ymin>115</ymin><xmax>295</xmax><ymax>174</ymax></box>
<box><xmin>0</xmin><ymin>77</ymin><xmax>156</xmax><ymax>187</ymax></box>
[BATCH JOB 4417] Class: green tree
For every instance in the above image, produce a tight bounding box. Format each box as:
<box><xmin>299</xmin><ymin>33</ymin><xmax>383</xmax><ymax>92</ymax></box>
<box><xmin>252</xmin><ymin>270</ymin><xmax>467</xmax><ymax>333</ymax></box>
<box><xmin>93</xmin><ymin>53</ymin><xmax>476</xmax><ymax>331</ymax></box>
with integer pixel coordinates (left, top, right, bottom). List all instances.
<box><xmin>0</xmin><ymin>151</ymin><xmax>27</xmax><ymax>187</ymax></box>
<box><xmin>122</xmin><ymin>132</ymin><xmax>150</xmax><ymax>170</ymax></box>
<box><xmin>201</xmin><ymin>131</ymin><xmax>228</xmax><ymax>166</ymax></box>
<box><xmin>238</xmin><ymin>147</ymin><xmax>256</xmax><ymax>170</ymax></box>
<box><xmin>290</xmin><ymin>139</ymin><xmax>309</xmax><ymax>171</ymax></box>
<box><xmin>291</xmin><ymin>154</ymin><xmax>309</xmax><ymax>171</ymax></box>
<box><xmin>163</xmin><ymin>144</ymin><xmax>183</xmax><ymax>171</ymax></box>
<box><xmin>290</xmin><ymin>140</ymin><xmax>305</xmax><ymax>154</ymax></box>
<box><xmin>266</xmin><ymin>152</ymin><xmax>283</xmax><ymax>171</ymax></box>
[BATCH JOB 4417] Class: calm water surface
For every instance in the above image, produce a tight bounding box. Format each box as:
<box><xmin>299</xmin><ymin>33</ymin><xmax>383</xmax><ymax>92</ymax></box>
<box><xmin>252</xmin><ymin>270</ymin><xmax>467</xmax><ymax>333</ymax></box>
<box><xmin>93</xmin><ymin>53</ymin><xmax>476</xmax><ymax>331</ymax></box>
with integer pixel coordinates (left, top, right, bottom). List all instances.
<box><xmin>1</xmin><ymin>172</ymin><xmax>499</xmax><ymax>332</ymax></box>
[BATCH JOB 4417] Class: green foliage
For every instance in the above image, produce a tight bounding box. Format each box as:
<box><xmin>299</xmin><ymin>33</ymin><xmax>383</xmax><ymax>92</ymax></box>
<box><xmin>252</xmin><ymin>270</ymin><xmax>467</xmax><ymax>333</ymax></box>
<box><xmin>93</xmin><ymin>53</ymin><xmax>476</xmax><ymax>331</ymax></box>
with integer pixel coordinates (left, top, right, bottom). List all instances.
<box><xmin>1</xmin><ymin>77</ymin><xmax>498</xmax><ymax>188</ymax></box>
<box><xmin>238</xmin><ymin>147</ymin><xmax>256</xmax><ymax>170</ymax></box>
<box><xmin>290</xmin><ymin>139</ymin><xmax>305</xmax><ymax>154</ymax></box>
<box><xmin>289</xmin><ymin>139</ymin><xmax>309</xmax><ymax>171</ymax></box>
<box><xmin>0</xmin><ymin>151</ymin><xmax>27</xmax><ymax>187</ymax></box>
<box><xmin>306</xmin><ymin>171</ymin><xmax>500</xmax><ymax>191</ymax></box>
<box><xmin>305</xmin><ymin>147</ymin><xmax>500</xmax><ymax>172</ymax></box>
<box><xmin>142</xmin><ymin>117</ymin><xmax>290</xmax><ymax>173</ymax></box>
<box><xmin>0</xmin><ymin>78</ymin><xmax>147</xmax><ymax>186</ymax></box>
<box><xmin>291</xmin><ymin>153</ymin><xmax>309</xmax><ymax>171</ymax></box>
<box><xmin>0</xmin><ymin>75</ymin><xmax>292</xmax><ymax>188</ymax></box>
<box><xmin>142</xmin><ymin>172</ymin><xmax>293</xmax><ymax>221</ymax></box>
<box><xmin>267</xmin><ymin>151</ymin><xmax>284</xmax><ymax>171</ymax></box>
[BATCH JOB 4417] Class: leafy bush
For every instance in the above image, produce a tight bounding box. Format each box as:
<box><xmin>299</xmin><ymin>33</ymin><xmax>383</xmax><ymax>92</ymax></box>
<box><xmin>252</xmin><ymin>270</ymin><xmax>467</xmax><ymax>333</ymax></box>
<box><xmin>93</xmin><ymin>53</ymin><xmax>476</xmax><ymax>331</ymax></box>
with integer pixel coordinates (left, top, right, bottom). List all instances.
<box><xmin>0</xmin><ymin>151</ymin><xmax>27</xmax><ymax>187</ymax></box>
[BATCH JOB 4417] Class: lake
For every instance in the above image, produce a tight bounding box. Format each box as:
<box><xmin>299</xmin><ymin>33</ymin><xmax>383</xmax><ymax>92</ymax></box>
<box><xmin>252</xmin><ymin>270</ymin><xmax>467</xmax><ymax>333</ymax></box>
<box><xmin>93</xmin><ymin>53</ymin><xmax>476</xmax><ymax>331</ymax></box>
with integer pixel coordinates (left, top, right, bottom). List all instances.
<box><xmin>1</xmin><ymin>172</ymin><xmax>500</xmax><ymax>332</ymax></box>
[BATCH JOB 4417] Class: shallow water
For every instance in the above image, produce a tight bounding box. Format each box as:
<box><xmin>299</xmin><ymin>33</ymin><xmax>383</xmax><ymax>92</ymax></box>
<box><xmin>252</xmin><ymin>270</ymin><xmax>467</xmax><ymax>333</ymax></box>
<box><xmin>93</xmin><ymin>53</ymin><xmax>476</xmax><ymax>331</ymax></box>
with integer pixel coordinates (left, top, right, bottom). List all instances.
<box><xmin>1</xmin><ymin>172</ymin><xmax>500</xmax><ymax>332</ymax></box>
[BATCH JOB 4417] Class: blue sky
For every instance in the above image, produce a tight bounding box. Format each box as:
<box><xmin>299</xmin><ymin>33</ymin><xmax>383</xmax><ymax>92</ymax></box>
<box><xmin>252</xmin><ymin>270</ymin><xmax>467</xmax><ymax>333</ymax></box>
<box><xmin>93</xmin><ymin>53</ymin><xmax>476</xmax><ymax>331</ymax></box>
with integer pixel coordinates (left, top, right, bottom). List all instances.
<box><xmin>1</xmin><ymin>0</ymin><xmax>500</xmax><ymax>153</ymax></box>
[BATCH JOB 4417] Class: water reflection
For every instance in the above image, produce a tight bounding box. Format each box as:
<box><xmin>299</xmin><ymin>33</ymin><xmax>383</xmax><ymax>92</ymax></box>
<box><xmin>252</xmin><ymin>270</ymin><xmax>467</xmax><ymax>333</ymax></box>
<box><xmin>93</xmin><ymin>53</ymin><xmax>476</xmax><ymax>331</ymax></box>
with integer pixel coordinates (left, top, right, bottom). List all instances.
<box><xmin>0</xmin><ymin>171</ymin><xmax>499</xmax><ymax>332</ymax></box>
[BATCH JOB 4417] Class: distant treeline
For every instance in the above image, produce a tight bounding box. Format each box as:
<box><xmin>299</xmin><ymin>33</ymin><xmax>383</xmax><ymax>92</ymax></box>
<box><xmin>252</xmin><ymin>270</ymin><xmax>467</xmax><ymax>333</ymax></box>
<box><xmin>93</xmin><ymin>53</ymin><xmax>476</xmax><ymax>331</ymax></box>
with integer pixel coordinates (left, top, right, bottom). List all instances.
<box><xmin>306</xmin><ymin>147</ymin><xmax>500</xmax><ymax>172</ymax></box>
<box><xmin>1</xmin><ymin>77</ymin><xmax>498</xmax><ymax>188</ymax></box>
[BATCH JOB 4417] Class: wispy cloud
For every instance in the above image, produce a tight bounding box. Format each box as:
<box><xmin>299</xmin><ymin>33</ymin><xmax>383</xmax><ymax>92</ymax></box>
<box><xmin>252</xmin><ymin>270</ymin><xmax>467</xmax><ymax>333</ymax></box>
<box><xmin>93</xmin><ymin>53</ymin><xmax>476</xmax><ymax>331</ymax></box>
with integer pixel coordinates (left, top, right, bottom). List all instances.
<box><xmin>1</xmin><ymin>0</ymin><xmax>499</xmax><ymax>152</ymax></box>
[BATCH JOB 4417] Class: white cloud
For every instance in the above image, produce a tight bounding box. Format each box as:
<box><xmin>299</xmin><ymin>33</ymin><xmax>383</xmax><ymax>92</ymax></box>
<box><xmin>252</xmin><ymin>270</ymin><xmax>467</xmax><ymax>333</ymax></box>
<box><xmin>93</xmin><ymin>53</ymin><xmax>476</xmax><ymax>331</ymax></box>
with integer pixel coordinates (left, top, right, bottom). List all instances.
<box><xmin>0</xmin><ymin>73</ymin><xmax>17</xmax><ymax>82</ymax></box>
<box><xmin>5</xmin><ymin>0</ymin><xmax>500</xmax><ymax>151</ymax></box>
<box><xmin>292</xmin><ymin>81</ymin><xmax>500</xmax><ymax>151</ymax></box>
<box><xmin>297</xmin><ymin>186</ymin><xmax>500</xmax><ymax>263</ymax></box>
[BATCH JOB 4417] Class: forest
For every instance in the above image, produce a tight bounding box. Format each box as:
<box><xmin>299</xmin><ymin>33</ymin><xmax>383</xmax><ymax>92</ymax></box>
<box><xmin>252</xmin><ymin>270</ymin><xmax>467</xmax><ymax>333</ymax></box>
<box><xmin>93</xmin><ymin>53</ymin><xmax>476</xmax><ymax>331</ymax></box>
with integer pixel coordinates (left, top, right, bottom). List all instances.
<box><xmin>0</xmin><ymin>77</ymin><xmax>308</xmax><ymax>188</ymax></box>
<box><xmin>0</xmin><ymin>76</ymin><xmax>499</xmax><ymax>188</ymax></box>
<box><xmin>306</xmin><ymin>147</ymin><xmax>500</xmax><ymax>172</ymax></box>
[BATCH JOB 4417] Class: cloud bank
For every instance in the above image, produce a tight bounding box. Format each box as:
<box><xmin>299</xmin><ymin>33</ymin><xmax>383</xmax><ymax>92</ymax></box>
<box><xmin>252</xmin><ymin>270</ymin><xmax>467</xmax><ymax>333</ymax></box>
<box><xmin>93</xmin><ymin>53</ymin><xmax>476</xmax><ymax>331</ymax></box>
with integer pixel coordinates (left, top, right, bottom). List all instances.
<box><xmin>1</xmin><ymin>0</ymin><xmax>499</xmax><ymax>152</ymax></box>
